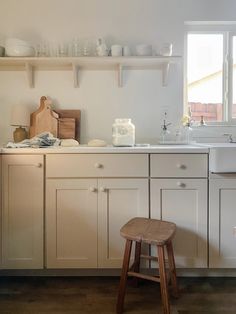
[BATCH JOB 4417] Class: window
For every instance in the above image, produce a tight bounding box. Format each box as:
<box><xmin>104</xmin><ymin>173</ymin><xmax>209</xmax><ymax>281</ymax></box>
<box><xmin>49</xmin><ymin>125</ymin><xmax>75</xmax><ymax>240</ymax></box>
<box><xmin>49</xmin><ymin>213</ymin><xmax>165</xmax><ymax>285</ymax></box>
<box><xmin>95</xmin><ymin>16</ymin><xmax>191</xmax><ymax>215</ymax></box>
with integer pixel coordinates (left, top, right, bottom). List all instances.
<box><xmin>186</xmin><ymin>24</ymin><xmax>236</xmax><ymax>124</ymax></box>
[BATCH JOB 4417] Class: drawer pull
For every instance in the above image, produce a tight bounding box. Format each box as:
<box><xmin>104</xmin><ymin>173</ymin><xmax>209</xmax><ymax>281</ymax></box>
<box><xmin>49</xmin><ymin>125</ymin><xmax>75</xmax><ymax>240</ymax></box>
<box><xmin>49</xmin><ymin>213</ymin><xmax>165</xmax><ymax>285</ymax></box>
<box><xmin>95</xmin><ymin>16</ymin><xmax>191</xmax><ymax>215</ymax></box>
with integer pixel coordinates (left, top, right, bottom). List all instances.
<box><xmin>177</xmin><ymin>182</ymin><xmax>186</xmax><ymax>188</ymax></box>
<box><xmin>89</xmin><ymin>187</ymin><xmax>97</xmax><ymax>192</ymax></box>
<box><xmin>177</xmin><ymin>164</ymin><xmax>186</xmax><ymax>169</ymax></box>
<box><xmin>35</xmin><ymin>163</ymin><xmax>42</xmax><ymax>168</ymax></box>
<box><xmin>94</xmin><ymin>163</ymin><xmax>103</xmax><ymax>169</ymax></box>
<box><xmin>100</xmin><ymin>187</ymin><xmax>107</xmax><ymax>192</ymax></box>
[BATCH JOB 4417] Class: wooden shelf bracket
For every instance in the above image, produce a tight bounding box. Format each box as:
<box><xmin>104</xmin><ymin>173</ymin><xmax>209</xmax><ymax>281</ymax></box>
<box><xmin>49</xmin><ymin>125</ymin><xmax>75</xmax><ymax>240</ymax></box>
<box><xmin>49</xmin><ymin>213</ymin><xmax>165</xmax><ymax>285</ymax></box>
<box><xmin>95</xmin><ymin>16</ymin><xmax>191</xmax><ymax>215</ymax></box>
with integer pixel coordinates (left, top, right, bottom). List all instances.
<box><xmin>162</xmin><ymin>62</ymin><xmax>170</xmax><ymax>87</ymax></box>
<box><xmin>72</xmin><ymin>63</ymin><xmax>79</xmax><ymax>88</ymax></box>
<box><xmin>118</xmin><ymin>64</ymin><xmax>123</xmax><ymax>87</ymax></box>
<box><xmin>25</xmin><ymin>62</ymin><xmax>34</xmax><ymax>88</ymax></box>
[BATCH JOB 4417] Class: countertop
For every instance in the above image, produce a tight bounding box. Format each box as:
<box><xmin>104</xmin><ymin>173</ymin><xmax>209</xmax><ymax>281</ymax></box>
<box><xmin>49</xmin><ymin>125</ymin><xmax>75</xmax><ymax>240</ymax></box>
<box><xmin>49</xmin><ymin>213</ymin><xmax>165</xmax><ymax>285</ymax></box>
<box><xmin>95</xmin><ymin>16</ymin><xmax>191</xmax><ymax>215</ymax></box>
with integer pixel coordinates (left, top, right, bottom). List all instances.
<box><xmin>0</xmin><ymin>144</ymin><xmax>209</xmax><ymax>154</ymax></box>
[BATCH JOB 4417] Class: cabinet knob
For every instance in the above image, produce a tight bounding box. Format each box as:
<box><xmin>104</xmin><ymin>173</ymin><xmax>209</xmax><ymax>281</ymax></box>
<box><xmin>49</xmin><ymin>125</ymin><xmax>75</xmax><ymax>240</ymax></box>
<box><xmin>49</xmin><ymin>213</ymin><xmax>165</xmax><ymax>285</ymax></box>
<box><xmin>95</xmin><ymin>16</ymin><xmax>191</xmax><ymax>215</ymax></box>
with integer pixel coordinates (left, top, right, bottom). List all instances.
<box><xmin>89</xmin><ymin>187</ymin><xmax>97</xmax><ymax>192</ymax></box>
<box><xmin>94</xmin><ymin>163</ymin><xmax>103</xmax><ymax>169</ymax></box>
<box><xmin>35</xmin><ymin>163</ymin><xmax>42</xmax><ymax>168</ymax></box>
<box><xmin>100</xmin><ymin>187</ymin><xmax>107</xmax><ymax>192</ymax></box>
<box><xmin>177</xmin><ymin>164</ymin><xmax>186</xmax><ymax>169</ymax></box>
<box><xmin>177</xmin><ymin>182</ymin><xmax>186</xmax><ymax>188</ymax></box>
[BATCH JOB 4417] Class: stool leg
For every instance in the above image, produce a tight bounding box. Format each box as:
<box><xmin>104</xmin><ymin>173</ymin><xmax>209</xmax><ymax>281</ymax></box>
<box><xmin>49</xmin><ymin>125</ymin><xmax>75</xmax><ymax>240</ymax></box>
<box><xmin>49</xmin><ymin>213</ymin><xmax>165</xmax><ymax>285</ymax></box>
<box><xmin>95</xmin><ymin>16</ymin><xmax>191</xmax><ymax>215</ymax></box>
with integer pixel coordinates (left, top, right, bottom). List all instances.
<box><xmin>166</xmin><ymin>241</ymin><xmax>179</xmax><ymax>298</ymax></box>
<box><xmin>116</xmin><ymin>239</ymin><xmax>132</xmax><ymax>314</ymax></box>
<box><xmin>157</xmin><ymin>245</ymin><xmax>170</xmax><ymax>314</ymax></box>
<box><xmin>131</xmin><ymin>241</ymin><xmax>141</xmax><ymax>287</ymax></box>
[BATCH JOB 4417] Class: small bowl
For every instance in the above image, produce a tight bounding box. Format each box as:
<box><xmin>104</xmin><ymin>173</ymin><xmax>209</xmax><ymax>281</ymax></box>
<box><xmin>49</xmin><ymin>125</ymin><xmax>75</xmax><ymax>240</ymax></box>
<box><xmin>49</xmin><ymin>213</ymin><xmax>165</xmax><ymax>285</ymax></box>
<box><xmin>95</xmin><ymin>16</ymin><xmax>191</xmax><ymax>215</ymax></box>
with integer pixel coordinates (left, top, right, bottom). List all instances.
<box><xmin>135</xmin><ymin>44</ymin><xmax>152</xmax><ymax>56</ymax></box>
<box><xmin>5</xmin><ymin>44</ymin><xmax>35</xmax><ymax>57</ymax></box>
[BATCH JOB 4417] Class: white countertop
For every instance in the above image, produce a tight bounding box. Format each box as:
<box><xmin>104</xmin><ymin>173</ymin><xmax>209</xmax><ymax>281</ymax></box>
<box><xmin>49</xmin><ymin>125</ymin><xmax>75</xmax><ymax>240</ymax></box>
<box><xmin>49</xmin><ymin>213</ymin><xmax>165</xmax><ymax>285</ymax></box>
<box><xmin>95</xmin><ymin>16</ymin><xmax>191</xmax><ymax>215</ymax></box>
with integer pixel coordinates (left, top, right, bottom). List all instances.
<box><xmin>0</xmin><ymin>144</ymin><xmax>209</xmax><ymax>154</ymax></box>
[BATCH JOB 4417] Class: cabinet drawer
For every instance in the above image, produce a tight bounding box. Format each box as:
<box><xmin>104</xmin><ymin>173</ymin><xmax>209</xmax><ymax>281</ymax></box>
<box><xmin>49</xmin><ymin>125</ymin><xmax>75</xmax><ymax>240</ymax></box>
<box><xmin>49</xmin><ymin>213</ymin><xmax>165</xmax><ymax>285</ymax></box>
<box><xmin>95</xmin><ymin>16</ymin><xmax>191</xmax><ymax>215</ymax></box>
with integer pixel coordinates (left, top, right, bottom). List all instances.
<box><xmin>150</xmin><ymin>154</ymin><xmax>208</xmax><ymax>178</ymax></box>
<box><xmin>46</xmin><ymin>154</ymin><xmax>148</xmax><ymax>178</ymax></box>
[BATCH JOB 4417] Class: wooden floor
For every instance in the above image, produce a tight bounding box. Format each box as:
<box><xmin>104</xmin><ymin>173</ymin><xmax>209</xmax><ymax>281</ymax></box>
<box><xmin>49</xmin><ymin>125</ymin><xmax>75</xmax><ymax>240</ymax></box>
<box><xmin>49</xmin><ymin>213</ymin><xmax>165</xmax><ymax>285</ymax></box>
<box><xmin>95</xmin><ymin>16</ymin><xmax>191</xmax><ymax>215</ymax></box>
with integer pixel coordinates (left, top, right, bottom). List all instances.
<box><xmin>0</xmin><ymin>276</ymin><xmax>236</xmax><ymax>313</ymax></box>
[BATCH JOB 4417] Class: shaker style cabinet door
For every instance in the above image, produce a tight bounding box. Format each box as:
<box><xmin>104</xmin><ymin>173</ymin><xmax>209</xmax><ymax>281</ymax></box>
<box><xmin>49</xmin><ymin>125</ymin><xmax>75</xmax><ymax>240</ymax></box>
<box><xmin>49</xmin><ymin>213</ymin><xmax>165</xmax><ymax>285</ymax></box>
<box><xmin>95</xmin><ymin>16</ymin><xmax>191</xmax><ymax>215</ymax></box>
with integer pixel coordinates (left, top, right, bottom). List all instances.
<box><xmin>98</xmin><ymin>178</ymin><xmax>149</xmax><ymax>268</ymax></box>
<box><xmin>1</xmin><ymin>155</ymin><xmax>44</xmax><ymax>269</ymax></box>
<box><xmin>209</xmin><ymin>179</ymin><xmax>236</xmax><ymax>268</ymax></box>
<box><xmin>46</xmin><ymin>179</ymin><xmax>98</xmax><ymax>268</ymax></box>
<box><xmin>151</xmin><ymin>179</ymin><xmax>208</xmax><ymax>268</ymax></box>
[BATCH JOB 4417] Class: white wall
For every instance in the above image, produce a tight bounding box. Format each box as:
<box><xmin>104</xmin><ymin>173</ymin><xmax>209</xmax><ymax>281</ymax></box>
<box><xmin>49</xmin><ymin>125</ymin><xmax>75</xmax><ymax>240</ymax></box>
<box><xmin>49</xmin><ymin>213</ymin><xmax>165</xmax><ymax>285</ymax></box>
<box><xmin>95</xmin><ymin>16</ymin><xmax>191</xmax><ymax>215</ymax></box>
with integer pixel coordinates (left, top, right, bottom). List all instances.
<box><xmin>0</xmin><ymin>0</ymin><xmax>236</xmax><ymax>144</ymax></box>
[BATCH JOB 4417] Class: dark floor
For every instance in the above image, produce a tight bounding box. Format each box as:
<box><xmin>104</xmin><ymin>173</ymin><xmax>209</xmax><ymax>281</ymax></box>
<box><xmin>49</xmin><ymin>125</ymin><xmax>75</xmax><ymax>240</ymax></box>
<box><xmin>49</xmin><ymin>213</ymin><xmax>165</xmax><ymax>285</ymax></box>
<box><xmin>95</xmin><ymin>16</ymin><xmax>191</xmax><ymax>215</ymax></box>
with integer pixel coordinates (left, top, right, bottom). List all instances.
<box><xmin>0</xmin><ymin>276</ymin><xmax>236</xmax><ymax>313</ymax></box>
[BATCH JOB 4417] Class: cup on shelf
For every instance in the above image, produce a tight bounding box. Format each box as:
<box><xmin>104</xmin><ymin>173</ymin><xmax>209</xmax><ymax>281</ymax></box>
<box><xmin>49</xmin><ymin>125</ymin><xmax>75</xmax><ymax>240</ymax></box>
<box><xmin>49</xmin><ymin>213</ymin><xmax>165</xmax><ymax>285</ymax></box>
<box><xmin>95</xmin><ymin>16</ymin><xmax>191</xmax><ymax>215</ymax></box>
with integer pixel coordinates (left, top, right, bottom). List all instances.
<box><xmin>37</xmin><ymin>41</ymin><xmax>50</xmax><ymax>57</ymax></box>
<box><xmin>83</xmin><ymin>38</ymin><xmax>95</xmax><ymax>56</ymax></box>
<box><xmin>160</xmin><ymin>43</ymin><xmax>173</xmax><ymax>56</ymax></box>
<box><xmin>123</xmin><ymin>46</ymin><xmax>131</xmax><ymax>56</ymax></box>
<box><xmin>58</xmin><ymin>42</ymin><xmax>68</xmax><ymax>57</ymax></box>
<box><xmin>71</xmin><ymin>38</ymin><xmax>81</xmax><ymax>57</ymax></box>
<box><xmin>111</xmin><ymin>45</ymin><xmax>122</xmax><ymax>57</ymax></box>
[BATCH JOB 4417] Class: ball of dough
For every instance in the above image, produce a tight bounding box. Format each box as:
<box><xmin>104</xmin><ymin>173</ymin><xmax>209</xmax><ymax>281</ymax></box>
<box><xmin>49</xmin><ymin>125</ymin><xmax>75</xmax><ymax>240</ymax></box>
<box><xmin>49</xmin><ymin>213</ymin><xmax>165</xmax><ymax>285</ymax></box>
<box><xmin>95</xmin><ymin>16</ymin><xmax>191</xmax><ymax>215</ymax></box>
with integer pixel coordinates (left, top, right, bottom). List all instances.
<box><xmin>60</xmin><ymin>139</ymin><xmax>80</xmax><ymax>147</ymax></box>
<box><xmin>87</xmin><ymin>139</ymin><xmax>107</xmax><ymax>147</ymax></box>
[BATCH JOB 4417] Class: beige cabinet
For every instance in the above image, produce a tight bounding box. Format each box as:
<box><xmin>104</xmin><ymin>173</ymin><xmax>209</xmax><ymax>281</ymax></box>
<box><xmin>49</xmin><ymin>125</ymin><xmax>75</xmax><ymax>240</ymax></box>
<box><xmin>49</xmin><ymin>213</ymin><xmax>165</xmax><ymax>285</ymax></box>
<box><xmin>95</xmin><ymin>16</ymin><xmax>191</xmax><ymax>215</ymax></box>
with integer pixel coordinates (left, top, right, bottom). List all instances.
<box><xmin>150</xmin><ymin>154</ymin><xmax>208</xmax><ymax>268</ymax></box>
<box><xmin>209</xmin><ymin>177</ymin><xmax>236</xmax><ymax>268</ymax></box>
<box><xmin>46</xmin><ymin>154</ymin><xmax>149</xmax><ymax>269</ymax></box>
<box><xmin>98</xmin><ymin>179</ymin><xmax>148</xmax><ymax>268</ymax></box>
<box><xmin>46</xmin><ymin>179</ymin><xmax>98</xmax><ymax>268</ymax></box>
<box><xmin>1</xmin><ymin>155</ymin><xmax>44</xmax><ymax>269</ymax></box>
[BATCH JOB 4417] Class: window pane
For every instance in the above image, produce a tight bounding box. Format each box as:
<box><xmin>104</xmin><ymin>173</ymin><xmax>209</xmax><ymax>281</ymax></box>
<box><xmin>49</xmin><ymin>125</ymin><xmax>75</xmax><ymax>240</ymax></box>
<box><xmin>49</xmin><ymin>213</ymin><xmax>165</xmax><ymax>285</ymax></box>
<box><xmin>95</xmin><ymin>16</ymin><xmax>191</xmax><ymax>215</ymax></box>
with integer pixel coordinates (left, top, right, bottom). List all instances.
<box><xmin>187</xmin><ymin>34</ymin><xmax>223</xmax><ymax>122</ymax></box>
<box><xmin>232</xmin><ymin>36</ymin><xmax>236</xmax><ymax>118</ymax></box>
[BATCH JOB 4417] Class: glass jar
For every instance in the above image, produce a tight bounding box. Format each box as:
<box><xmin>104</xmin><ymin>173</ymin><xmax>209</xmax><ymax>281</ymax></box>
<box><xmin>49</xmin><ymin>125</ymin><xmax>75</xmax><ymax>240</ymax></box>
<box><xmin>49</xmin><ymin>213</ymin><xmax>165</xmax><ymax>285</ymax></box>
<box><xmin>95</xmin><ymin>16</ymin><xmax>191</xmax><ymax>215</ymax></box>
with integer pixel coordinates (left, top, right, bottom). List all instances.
<box><xmin>181</xmin><ymin>123</ymin><xmax>193</xmax><ymax>143</ymax></box>
<box><xmin>112</xmin><ymin>119</ymin><xmax>135</xmax><ymax>146</ymax></box>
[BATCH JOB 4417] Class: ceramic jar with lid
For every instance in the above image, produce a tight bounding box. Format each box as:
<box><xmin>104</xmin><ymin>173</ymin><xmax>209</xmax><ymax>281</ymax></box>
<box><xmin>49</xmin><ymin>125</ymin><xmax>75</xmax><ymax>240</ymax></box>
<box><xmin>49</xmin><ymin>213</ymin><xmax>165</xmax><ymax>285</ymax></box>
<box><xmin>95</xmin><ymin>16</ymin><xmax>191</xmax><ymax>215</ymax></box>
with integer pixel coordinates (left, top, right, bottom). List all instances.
<box><xmin>112</xmin><ymin>118</ymin><xmax>135</xmax><ymax>146</ymax></box>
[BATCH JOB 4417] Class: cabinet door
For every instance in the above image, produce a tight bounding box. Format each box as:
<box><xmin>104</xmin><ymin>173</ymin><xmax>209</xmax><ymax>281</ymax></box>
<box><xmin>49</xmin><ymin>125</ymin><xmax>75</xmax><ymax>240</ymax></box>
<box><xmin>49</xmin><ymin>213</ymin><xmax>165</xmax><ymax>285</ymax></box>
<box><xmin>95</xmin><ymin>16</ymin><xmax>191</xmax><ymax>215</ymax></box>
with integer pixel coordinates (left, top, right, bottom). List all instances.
<box><xmin>151</xmin><ymin>179</ymin><xmax>208</xmax><ymax>268</ymax></box>
<box><xmin>98</xmin><ymin>179</ymin><xmax>149</xmax><ymax>268</ymax></box>
<box><xmin>1</xmin><ymin>155</ymin><xmax>44</xmax><ymax>269</ymax></box>
<box><xmin>209</xmin><ymin>179</ymin><xmax>236</xmax><ymax>268</ymax></box>
<box><xmin>46</xmin><ymin>179</ymin><xmax>98</xmax><ymax>268</ymax></box>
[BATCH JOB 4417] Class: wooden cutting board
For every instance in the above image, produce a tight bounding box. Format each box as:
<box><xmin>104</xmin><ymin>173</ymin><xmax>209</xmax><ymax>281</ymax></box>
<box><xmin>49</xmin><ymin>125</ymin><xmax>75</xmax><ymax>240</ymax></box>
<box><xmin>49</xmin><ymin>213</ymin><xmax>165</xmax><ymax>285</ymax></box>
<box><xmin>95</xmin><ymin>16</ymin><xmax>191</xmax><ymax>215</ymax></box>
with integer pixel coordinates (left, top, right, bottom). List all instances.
<box><xmin>29</xmin><ymin>96</ymin><xmax>59</xmax><ymax>138</ymax></box>
<box><xmin>55</xmin><ymin>109</ymin><xmax>81</xmax><ymax>142</ymax></box>
<box><xmin>58</xmin><ymin>118</ymin><xmax>76</xmax><ymax>139</ymax></box>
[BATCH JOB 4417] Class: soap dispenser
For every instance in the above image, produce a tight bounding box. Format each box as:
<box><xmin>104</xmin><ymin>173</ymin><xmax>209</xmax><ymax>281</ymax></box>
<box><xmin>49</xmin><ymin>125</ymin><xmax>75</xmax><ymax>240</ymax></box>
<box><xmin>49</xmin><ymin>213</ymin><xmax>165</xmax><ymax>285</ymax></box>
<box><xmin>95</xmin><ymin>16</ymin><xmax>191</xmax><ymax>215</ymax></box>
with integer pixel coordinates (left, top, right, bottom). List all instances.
<box><xmin>160</xmin><ymin>113</ymin><xmax>171</xmax><ymax>144</ymax></box>
<box><xmin>182</xmin><ymin>117</ymin><xmax>193</xmax><ymax>143</ymax></box>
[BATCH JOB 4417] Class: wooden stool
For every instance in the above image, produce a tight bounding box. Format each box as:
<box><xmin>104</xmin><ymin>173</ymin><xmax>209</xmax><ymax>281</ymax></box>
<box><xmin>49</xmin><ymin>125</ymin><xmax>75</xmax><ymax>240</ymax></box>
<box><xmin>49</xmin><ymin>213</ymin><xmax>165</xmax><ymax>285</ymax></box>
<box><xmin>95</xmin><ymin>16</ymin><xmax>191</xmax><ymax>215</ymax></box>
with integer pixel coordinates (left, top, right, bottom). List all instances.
<box><xmin>116</xmin><ymin>217</ymin><xmax>178</xmax><ymax>314</ymax></box>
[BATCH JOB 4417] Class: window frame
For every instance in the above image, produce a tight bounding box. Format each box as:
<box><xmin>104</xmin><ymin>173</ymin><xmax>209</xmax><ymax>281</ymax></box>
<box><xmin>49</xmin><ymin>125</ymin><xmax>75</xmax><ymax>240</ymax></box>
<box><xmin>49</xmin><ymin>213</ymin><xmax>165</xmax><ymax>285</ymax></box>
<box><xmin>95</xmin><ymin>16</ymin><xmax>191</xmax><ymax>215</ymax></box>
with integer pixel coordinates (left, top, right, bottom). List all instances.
<box><xmin>184</xmin><ymin>23</ymin><xmax>236</xmax><ymax>126</ymax></box>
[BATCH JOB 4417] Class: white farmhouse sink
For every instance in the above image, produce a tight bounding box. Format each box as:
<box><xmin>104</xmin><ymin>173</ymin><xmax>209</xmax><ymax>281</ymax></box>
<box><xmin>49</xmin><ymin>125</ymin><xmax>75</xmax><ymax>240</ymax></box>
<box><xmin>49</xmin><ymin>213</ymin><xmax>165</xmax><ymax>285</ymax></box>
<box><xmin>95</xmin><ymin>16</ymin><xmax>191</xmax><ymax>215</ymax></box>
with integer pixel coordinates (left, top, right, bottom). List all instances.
<box><xmin>209</xmin><ymin>143</ymin><xmax>236</xmax><ymax>173</ymax></box>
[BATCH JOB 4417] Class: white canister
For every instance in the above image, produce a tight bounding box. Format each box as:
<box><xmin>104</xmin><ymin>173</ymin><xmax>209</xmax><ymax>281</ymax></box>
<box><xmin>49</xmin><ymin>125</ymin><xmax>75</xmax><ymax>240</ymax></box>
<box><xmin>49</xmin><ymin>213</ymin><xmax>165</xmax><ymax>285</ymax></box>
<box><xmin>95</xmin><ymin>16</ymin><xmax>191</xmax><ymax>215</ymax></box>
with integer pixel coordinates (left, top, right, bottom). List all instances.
<box><xmin>112</xmin><ymin>118</ymin><xmax>135</xmax><ymax>146</ymax></box>
<box><xmin>111</xmin><ymin>45</ymin><xmax>122</xmax><ymax>57</ymax></box>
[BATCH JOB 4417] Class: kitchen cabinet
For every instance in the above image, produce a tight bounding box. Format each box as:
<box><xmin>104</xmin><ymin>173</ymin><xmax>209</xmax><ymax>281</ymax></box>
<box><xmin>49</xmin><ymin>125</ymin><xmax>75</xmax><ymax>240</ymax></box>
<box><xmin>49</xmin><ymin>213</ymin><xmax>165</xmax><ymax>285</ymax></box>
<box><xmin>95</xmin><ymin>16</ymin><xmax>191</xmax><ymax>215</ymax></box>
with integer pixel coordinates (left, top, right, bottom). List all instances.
<box><xmin>150</xmin><ymin>154</ymin><xmax>208</xmax><ymax>268</ymax></box>
<box><xmin>46</xmin><ymin>154</ymin><xmax>149</xmax><ymax>268</ymax></box>
<box><xmin>209</xmin><ymin>175</ymin><xmax>236</xmax><ymax>268</ymax></box>
<box><xmin>1</xmin><ymin>155</ymin><xmax>44</xmax><ymax>269</ymax></box>
<box><xmin>0</xmin><ymin>56</ymin><xmax>181</xmax><ymax>88</ymax></box>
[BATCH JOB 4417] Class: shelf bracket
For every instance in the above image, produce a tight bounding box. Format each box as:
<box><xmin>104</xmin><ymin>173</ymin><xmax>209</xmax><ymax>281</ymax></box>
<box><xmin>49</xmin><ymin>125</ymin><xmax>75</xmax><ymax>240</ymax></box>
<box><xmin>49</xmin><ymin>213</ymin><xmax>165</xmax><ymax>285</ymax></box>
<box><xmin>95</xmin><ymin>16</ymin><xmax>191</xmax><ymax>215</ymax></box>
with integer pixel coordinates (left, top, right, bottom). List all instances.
<box><xmin>118</xmin><ymin>64</ymin><xmax>123</xmax><ymax>87</ymax></box>
<box><xmin>72</xmin><ymin>63</ymin><xmax>79</xmax><ymax>88</ymax></box>
<box><xmin>25</xmin><ymin>62</ymin><xmax>34</xmax><ymax>88</ymax></box>
<box><xmin>162</xmin><ymin>62</ymin><xmax>170</xmax><ymax>87</ymax></box>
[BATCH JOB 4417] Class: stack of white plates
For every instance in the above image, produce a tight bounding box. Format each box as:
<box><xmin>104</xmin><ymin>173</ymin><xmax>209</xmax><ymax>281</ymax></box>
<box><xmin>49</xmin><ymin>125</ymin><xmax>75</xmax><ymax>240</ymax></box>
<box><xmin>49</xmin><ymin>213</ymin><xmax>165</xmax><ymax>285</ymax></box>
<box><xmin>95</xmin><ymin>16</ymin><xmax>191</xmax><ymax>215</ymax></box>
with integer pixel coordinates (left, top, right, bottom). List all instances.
<box><xmin>5</xmin><ymin>38</ymin><xmax>35</xmax><ymax>57</ymax></box>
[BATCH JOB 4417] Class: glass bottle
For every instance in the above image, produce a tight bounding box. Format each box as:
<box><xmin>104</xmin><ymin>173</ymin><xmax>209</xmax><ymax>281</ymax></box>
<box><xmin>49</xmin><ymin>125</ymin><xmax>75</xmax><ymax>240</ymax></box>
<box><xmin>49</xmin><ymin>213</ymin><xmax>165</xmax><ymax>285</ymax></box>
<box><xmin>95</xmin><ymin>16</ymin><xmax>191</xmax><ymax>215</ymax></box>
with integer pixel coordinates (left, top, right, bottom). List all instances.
<box><xmin>182</xmin><ymin>122</ymin><xmax>193</xmax><ymax>143</ymax></box>
<box><xmin>112</xmin><ymin>119</ymin><xmax>135</xmax><ymax>146</ymax></box>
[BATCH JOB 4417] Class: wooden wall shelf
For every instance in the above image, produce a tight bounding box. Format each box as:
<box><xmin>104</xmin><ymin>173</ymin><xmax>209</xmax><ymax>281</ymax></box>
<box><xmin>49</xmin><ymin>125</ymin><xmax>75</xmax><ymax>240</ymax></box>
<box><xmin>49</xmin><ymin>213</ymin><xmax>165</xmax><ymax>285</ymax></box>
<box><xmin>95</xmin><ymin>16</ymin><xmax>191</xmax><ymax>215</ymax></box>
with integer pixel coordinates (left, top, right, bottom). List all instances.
<box><xmin>0</xmin><ymin>56</ymin><xmax>182</xmax><ymax>88</ymax></box>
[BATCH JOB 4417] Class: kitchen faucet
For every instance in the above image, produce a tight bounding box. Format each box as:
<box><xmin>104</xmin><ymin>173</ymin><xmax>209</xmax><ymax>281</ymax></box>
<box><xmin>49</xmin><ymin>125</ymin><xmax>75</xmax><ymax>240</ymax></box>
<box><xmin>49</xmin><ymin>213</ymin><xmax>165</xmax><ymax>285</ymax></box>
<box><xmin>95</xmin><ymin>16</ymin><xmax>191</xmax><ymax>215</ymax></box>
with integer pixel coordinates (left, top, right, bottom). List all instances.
<box><xmin>223</xmin><ymin>133</ymin><xmax>235</xmax><ymax>143</ymax></box>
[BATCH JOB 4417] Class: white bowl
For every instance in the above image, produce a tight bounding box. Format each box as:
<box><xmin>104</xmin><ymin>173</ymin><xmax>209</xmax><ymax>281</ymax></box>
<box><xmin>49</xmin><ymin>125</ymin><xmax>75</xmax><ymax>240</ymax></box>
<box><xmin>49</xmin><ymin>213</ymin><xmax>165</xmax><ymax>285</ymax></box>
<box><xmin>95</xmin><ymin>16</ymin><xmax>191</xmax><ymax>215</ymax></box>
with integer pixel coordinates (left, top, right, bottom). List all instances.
<box><xmin>135</xmin><ymin>44</ymin><xmax>152</xmax><ymax>56</ymax></box>
<box><xmin>5</xmin><ymin>44</ymin><xmax>35</xmax><ymax>57</ymax></box>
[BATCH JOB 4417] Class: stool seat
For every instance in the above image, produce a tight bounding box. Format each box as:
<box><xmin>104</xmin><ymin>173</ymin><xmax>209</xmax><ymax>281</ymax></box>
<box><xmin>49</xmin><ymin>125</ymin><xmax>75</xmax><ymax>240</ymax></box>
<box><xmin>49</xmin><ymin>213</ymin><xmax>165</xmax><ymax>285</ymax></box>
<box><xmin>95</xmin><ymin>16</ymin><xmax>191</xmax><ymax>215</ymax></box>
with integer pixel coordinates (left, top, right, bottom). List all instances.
<box><xmin>117</xmin><ymin>217</ymin><xmax>179</xmax><ymax>314</ymax></box>
<box><xmin>120</xmin><ymin>217</ymin><xmax>176</xmax><ymax>246</ymax></box>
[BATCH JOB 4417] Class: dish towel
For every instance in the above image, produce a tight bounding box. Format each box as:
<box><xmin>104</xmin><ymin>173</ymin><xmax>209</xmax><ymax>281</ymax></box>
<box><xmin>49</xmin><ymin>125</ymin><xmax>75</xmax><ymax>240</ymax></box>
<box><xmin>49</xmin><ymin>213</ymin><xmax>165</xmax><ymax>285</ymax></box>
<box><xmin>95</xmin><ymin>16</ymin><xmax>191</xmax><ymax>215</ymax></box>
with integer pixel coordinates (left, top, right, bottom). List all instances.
<box><xmin>6</xmin><ymin>132</ymin><xmax>60</xmax><ymax>148</ymax></box>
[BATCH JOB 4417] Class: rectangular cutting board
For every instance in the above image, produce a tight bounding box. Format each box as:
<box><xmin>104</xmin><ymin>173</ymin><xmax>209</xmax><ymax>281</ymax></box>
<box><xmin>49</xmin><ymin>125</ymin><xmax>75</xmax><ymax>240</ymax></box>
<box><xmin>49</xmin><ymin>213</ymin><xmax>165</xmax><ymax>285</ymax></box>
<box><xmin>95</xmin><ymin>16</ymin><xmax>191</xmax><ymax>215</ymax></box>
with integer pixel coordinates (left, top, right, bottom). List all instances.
<box><xmin>55</xmin><ymin>109</ymin><xmax>81</xmax><ymax>142</ymax></box>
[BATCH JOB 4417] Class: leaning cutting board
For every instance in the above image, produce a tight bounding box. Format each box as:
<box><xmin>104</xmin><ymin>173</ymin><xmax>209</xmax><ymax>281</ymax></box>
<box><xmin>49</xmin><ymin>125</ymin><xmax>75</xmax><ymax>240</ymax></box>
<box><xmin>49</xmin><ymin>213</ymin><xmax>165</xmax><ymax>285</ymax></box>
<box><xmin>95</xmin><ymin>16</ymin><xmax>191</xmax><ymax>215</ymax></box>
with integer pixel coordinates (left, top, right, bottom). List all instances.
<box><xmin>55</xmin><ymin>109</ymin><xmax>81</xmax><ymax>142</ymax></box>
<box><xmin>29</xmin><ymin>96</ymin><xmax>59</xmax><ymax>138</ymax></box>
